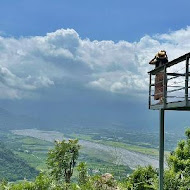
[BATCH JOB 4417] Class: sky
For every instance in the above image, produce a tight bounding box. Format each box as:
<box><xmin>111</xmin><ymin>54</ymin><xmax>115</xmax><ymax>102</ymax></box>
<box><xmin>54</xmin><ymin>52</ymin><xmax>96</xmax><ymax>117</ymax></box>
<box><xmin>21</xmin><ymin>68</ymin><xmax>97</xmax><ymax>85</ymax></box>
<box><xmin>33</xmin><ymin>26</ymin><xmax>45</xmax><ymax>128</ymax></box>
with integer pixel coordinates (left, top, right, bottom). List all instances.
<box><xmin>0</xmin><ymin>0</ymin><xmax>190</xmax><ymax>41</ymax></box>
<box><xmin>0</xmin><ymin>0</ymin><xmax>190</xmax><ymax>132</ymax></box>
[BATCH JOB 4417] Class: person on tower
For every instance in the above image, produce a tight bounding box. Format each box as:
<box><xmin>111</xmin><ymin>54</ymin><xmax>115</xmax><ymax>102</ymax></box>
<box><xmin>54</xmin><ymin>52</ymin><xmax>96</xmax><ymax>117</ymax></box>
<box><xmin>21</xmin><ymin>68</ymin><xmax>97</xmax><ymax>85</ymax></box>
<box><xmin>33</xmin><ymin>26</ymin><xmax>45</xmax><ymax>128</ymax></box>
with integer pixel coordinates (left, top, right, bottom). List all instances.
<box><xmin>149</xmin><ymin>50</ymin><xmax>168</xmax><ymax>103</ymax></box>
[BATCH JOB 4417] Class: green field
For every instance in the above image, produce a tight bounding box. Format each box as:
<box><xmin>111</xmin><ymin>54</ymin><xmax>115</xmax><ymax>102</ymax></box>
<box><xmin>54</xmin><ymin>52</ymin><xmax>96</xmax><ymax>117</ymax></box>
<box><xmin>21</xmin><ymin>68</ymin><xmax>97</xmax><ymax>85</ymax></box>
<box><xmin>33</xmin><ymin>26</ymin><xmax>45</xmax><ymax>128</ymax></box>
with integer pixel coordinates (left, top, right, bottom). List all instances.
<box><xmin>1</xmin><ymin>125</ymin><xmax>179</xmax><ymax>182</ymax></box>
<box><xmin>0</xmin><ymin>130</ymin><xmax>134</xmax><ymax>180</ymax></box>
<box><xmin>0</xmin><ymin>131</ymin><xmax>53</xmax><ymax>171</ymax></box>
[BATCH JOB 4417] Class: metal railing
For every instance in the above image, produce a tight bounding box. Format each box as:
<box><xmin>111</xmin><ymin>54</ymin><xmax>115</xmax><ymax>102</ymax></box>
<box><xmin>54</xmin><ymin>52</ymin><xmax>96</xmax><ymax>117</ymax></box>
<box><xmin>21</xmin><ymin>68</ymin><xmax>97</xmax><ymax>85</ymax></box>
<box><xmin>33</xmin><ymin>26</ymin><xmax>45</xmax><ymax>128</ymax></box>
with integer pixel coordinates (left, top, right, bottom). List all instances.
<box><xmin>148</xmin><ymin>53</ymin><xmax>190</xmax><ymax>109</ymax></box>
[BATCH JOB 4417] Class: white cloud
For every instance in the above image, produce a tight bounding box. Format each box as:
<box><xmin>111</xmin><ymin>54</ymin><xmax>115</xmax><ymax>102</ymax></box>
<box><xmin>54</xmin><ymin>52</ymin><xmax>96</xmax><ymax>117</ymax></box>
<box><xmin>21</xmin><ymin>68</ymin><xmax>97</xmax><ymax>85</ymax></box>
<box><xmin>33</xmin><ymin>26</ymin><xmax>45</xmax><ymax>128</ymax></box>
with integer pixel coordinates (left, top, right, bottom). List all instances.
<box><xmin>89</xmin><ymin>71</ymin><xmax>148</xmax><ymax>96</ymax></box>
<box><xmin>0</xmin><ymin>27</ymin><xmax>189</xmax><ymax>99</ymax></box>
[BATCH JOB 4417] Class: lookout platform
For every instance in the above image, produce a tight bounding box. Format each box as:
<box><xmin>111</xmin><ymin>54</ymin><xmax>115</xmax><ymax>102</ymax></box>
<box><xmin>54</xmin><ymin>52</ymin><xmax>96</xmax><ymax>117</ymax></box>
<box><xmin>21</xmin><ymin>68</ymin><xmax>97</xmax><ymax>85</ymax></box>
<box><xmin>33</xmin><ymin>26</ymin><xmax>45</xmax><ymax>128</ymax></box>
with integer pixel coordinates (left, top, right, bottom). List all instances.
<box><xmin>148</xmin><ymin>52</ymin><xmax>190</xmax><ymax>110</ymax></box>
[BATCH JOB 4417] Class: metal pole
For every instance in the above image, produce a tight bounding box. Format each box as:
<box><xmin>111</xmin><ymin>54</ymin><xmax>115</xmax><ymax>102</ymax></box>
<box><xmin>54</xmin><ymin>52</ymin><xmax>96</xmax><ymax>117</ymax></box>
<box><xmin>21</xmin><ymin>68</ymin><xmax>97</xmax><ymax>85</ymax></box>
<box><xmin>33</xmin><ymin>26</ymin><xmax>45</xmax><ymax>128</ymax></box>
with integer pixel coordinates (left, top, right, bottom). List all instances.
<box><xmin>159</xmin><ymin>109</ymin><xmax>165</xmax><ymax>190</ymax></box>
<box><xmin>185</xmin><ymin>56</ymin><xmax>189</xmax><ymax>106</ymax></box>
<box><xmin>163</xmin><ymin>66</ymin><xmax>167</xmax><ymax>108</ymax></box>
<box><xmin>149</xmin><ymin>74</ymin><xmax>152</xmax><ymax>109</ymax></box>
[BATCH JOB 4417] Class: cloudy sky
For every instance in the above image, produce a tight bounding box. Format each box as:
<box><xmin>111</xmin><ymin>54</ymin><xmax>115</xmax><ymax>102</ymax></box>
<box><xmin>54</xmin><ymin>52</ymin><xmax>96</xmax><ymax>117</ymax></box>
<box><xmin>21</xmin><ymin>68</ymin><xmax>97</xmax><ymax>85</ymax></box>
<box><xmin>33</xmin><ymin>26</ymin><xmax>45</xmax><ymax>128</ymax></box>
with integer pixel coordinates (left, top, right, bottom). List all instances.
<box><xmin>0</xmin><ymin>0</ymin><xmax>190</xmax><ymax>131</ymax></box>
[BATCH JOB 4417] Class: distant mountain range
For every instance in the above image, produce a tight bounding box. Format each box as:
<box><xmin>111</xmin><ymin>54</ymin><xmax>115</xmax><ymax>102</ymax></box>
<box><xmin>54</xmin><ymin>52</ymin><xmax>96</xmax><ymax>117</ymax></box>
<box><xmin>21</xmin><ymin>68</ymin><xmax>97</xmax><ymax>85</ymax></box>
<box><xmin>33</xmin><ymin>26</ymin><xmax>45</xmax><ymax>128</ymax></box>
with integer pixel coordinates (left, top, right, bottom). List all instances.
<box><xmin>0</xmin><ymin>97</ymin><xmax>189</xmax><ymax>135</ymax></box>
<box><xmin>0</xmin><ymin>107</ymin><xmax>39</xmax><ymax>130</ymax></box>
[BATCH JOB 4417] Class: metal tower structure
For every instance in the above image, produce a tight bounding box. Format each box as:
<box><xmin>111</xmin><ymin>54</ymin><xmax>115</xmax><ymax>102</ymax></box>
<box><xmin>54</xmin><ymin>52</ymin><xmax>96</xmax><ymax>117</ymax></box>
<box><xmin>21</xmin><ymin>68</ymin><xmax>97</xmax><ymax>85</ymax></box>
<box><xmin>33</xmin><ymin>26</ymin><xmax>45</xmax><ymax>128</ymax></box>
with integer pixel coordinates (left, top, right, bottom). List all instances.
<box><xmin>148</xmin><ymin>52</ymin><xmax>190</xmax><ymax>190</ymax></box>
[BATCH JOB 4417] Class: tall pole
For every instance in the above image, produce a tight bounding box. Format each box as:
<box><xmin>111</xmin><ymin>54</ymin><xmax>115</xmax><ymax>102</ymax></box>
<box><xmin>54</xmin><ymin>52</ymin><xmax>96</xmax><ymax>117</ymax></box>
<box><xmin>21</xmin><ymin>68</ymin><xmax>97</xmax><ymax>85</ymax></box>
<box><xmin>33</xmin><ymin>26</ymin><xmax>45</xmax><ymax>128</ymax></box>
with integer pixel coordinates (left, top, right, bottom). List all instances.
<box><xmin>159</xmin><ymin>109</ymin><xmax>165</xmax><ymax>190</ymax></box>
<box><xmin>185</xmin><ymin>56</ymin><xmax>189</xmax><ymax>106</ymax></box>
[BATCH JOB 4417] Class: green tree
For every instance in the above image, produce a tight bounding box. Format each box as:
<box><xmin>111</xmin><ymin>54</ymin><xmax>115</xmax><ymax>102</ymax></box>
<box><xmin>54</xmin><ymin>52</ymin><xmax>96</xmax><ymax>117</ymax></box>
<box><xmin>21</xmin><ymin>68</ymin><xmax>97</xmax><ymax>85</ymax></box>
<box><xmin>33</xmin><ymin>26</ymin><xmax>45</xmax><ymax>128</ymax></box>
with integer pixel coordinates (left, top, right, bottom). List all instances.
<box><xmin>167</xmin><ymin>128</ymin><xmax>190</xmax><ymax>174</ymax></box>
<box><xmin>165</xmin><ymin>128</ymin><xmax>190</xmax><ymax>189</ymax></box>
<box><xmin>0</xmin><ymin>179</ymin><xmax>8</xmax><ymax>190</ymax></box>
<box><xmin>125</xmin><ymin>165</ymin><xmax>157</xmax><ymax>190</ymax></box>
<box><xmin>77</xmin><ymin>162</ymin><xmax>88</xmax><ymax>185</ymax></box>
<box><xmin>47</xmin><ymin>139</ymin><xmax>80</xmax><ymax>183</ymax></box>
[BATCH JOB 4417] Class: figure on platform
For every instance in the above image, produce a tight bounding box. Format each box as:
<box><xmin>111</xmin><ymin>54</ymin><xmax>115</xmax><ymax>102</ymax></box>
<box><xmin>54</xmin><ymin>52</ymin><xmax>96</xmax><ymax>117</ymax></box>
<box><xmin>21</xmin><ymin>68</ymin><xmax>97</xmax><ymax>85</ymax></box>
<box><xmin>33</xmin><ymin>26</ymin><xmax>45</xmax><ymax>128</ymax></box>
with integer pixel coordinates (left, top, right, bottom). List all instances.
<box><xmin>149</xmin><ymin>50</ymin><xmax>168</xmax><ymax>103</ymax></box>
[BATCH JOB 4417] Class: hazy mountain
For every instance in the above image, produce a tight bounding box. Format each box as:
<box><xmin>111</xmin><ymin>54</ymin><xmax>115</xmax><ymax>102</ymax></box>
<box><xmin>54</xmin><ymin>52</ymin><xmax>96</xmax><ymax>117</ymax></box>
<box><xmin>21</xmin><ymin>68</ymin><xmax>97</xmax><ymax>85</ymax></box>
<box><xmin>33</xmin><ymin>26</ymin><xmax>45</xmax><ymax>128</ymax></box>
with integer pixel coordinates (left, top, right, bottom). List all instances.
<box><xmin>0</xmin><ymin>107</ymin><xmax>39</xmax><ymax>130</ymax></box>
<box><xmin>0</xmin><ymin>92</ymin><xmax>189</xmax><ymax>135</ymax></box>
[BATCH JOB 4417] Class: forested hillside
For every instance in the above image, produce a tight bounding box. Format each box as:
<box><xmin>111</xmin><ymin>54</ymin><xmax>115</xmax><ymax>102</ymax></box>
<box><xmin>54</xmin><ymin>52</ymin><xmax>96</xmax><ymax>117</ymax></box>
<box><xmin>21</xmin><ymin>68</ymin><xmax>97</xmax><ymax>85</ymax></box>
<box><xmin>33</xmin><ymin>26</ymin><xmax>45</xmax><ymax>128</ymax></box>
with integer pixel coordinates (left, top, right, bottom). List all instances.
<box><xmin>0</xmin><ymin>142</ymin><xmax>38</xmax><ymax>181</ymax></box>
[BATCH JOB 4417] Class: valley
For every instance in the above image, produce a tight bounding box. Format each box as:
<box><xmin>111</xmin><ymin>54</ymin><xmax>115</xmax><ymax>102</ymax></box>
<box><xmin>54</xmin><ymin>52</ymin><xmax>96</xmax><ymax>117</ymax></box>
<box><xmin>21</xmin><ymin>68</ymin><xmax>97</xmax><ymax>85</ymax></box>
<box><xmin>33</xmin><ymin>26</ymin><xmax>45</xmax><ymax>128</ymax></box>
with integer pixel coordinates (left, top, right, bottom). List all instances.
<box><xmin>0</xmin><ymin>124</ymin><xmax>184</xmax><ymax>181</ymax></box>
<box><xmin>12</xmin><ymin>129</ymin><xmax>160</xmax><ymax>169</ymax></box>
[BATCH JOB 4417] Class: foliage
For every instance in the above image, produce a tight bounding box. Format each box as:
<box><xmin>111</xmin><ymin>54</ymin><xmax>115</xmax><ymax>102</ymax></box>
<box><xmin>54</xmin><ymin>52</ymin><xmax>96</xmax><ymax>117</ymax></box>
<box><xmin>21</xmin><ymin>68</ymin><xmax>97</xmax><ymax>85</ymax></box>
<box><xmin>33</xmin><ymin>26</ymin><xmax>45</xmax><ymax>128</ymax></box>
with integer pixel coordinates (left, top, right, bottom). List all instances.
<box><xmin>93</xmin><ymin>173</ymin><xmax>118</xmax><ymax>190</ymax></box>
<box><xmin>124</xmin><ymin>165</ymin><xmax>157</xmax><ymax>190</ymax></box>
<box><xmin>0</xmin><ymin>141</ymin><xmax>38</xmax><ymax>181</ymax></box>
<box><xmin>163</xmin><ymin>169</ymin><xmax>190</xmax><ymax>190</ymax></box>
<box><xmin>3</xmin><ymin>128</ymin><xmax>190</xmax><ymax>189</ymax></box>
<box><xmin>164</xmin><ymin>128</ymin><xmax>190</xmax><ymax>189</ymax></box>
<box><xmin>77</xmin><ymin>162</ymin><xmax>88</xmax><ymax>185</ymax></box>
<box><xmin>47</xmin><ymin>139</ymin><xmax>80</xmax><ymax>183</ymax></box>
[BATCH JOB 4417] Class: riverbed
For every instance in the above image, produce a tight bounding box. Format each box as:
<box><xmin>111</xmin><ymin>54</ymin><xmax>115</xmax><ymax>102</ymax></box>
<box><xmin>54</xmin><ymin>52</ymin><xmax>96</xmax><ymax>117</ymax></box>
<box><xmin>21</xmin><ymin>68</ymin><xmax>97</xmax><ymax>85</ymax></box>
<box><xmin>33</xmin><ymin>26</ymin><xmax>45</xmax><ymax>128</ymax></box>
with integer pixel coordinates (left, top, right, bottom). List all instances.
<box><xmin>12</xmin><ymin>129</ymin><xmax>161</xmax><ymax>169</ymax></box>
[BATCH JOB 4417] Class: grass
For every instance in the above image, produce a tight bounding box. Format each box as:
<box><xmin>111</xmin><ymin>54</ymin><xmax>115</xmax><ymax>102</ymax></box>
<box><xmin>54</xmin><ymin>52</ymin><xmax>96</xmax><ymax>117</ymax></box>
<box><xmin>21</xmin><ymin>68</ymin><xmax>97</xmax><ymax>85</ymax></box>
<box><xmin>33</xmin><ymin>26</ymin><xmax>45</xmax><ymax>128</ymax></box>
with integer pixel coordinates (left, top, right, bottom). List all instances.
<box><xmin>11</xmin><ymin>133</ymin><xmax>132</xmax><ymax>179</ymax></box>
<box><xmin>1</xmin><ymin>129</ymin><xmax>172</xmax><ymax>182</ymax></box>
<box><xmin>19</xmin><ymin>137</ymin><xmax>52</xmax><ymax>146</ymax></box>
<box><xmin>1</xmin><ymin>132</ymin><xmax>53</xmax><ymax>171</ymax></box>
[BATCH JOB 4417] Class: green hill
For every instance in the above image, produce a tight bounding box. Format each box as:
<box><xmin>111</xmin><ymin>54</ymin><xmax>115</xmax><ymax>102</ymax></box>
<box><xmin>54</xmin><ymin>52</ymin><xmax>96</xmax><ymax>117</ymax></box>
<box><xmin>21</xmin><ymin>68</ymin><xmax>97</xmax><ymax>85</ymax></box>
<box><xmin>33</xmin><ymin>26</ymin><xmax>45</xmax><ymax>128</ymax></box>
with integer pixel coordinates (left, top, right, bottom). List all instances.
<box><xmin>0</xmin><ymin>141</ymin><xmax>38</xmax><ymax>181</ymax></box>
